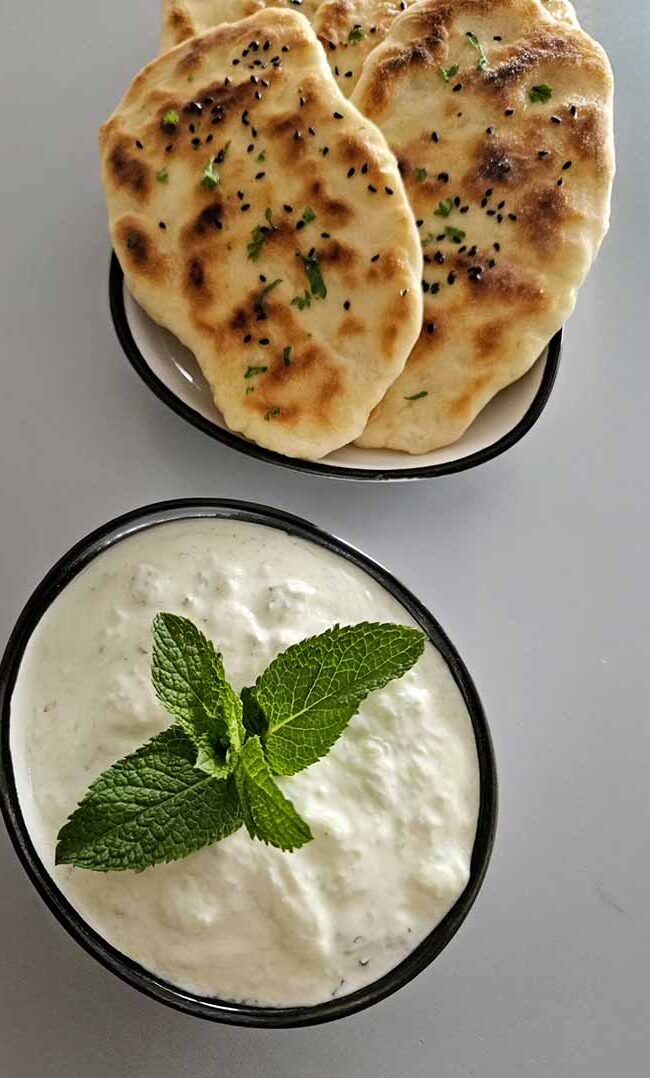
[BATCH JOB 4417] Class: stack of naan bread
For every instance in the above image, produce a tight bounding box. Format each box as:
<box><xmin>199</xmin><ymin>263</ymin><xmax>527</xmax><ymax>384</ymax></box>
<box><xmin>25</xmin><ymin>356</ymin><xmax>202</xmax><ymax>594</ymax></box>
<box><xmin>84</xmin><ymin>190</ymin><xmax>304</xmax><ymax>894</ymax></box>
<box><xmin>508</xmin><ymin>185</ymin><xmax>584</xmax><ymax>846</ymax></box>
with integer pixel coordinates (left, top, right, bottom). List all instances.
<box><xmin>101</xmin><ymin>0</ymin><xmax>614</xmax><ymax>459</ymax></box>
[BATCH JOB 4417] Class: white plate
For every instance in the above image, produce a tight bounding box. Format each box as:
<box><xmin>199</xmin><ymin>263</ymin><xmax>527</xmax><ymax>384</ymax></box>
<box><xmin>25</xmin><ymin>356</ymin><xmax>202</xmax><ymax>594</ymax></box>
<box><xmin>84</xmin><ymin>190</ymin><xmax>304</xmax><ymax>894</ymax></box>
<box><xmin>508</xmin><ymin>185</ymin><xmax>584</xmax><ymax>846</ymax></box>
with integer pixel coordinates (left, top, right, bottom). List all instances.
<box><xmin>110</xmin><ymin>256</ymin><xmax>561</xmax><ymax>481</ymax></box>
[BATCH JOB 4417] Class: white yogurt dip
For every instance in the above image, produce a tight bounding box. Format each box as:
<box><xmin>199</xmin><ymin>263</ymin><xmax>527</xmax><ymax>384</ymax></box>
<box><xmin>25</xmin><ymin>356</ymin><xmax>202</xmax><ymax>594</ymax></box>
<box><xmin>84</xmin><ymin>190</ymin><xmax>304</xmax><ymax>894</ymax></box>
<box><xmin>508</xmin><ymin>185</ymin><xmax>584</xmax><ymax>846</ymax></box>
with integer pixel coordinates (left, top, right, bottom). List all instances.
<box><xmin>10</xmin><ymin>518</ymin><xmax>480</xmax><ymax>1007</ymax></box>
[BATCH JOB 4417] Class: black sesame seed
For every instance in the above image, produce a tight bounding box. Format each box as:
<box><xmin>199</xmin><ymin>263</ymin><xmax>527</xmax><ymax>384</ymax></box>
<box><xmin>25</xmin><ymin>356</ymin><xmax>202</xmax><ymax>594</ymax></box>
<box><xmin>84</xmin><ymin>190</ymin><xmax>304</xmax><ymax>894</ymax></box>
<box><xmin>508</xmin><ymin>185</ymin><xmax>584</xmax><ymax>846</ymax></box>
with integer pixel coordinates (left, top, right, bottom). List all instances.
<box><xmin>486</xmin><ymin>127</ymin><xmax>495</xmax><ymax>135</ymax></box>
<box><xmin>334</xmin><ymin>66</ymin><xmax>340</xmax><ymax>76</ymax></box>
<box><xmin>333</xmin><ymin>111</ymin><xmax>344</xmax><ymax>119</ymax></box>
<box><xmin>250</xmin><ymin>75</ymin><xmax>258</xmax><ymax>84</ymax></box>
<box><xmin>434</xmin><ymin>252</ymin><xmax>445</xmax><ymax>265</ymax></box>
<box><xmin>488</xmin><ymin>258</ymin><xmax>496</xmax><ymax>268</ymax></box>
<box><xmin>497</xmin><ymin>214</ymin><xmax>503</xmax><ymax>223</ymax></box>
<box><xmin>159</xmin><ymin>221</ymin><xmax>166</xmax><ymax>230</ymax></box>
<box><xmin>232</xmin><ymin>58</ymin><xmax>240</xmax><ymax>65</ymax></box>
<box><xmin>244</xmin><ymin>334</ymin><xmax>252</xmax><ymax>343</ymax></box>
<box><xmin>453</xmin><ymin>83</ymin><xmax>462</xmax><ymax>93</ymax></box>
<box><xmin>135</xmin><ymin>139</ymin><xmax>143</xmax><ymax>149</ymax></box>
<box><xmin>237</xmin><ymin>190</ymin><xmax>244</xmax><ymax>200</ymax></box>
<box><xmin>282</xmin><ymin>44</ymin><xmax>290</xmax><ymax>52</ymax></box>
<box><xmin>426</xmin><ymin>322</ymin><xmax>435</xmax><ymax>334</ymax></box>
<box><xmin>206</xmin><ymin>134</ymin><xmax>213</xmax><ymax>143</ymax></box>
<box><xmin>557</xmin><ymin>178</ymin><xmax>564</xmax><ymax>186</ymax></box>
<box><xmin>416</xmin><ymin>219</ymin><xmax>424</xmax><ymax>227</ymax></box>
<box><xmin>259</xmin><ymin>275</ymin><xmax>267</xmax><ymax>282</ymax></box>
<box><xmin>481</xmin><ymin>197</ymin><xmax>488</xmax><ymax>208</ymax></box>
<box><xmin>361</xmin><ymin>163</ymin><xmax>369</xmax><ymax>174</ymax></box>
<box><xmin>261</xmin><ymin>79</ymin><xmax>270</xmax><ymax>87</ymax></box>
<box><xmin>505</xmin><ymin>108</ymin><xmax>514</xmax><ymax>116</ymax></box>
<box><xmin>385</xmin><ymin>186</ymin><xmax>394</xmax><ymax>195</ymax></box>
<box><xmin>259</xmin><ymin>338</ymin><xmax>270</xmax><ymax>346</ymax></box>
<box><xmin>469</xmin><ymin>245</ymin><xmax>478</xmax><ymax>257</ymax></box>
<box><xmin>328</xmin><ymin>41</ymin><xmax>336</xmax><ymax>51</ymax></box>
<box><xmin>438</xmin><ymin>172</ymin><xmax>449</xmax><ymax>183</ymax></box>
<box><xmin>487</xmin><ymin>209</ymin><xmax>496</xmax><ymax>217</ymax></box>
<box><xmin>431</xmin><ymin>131</ymin><xmax>440</xmax><ymax>142</ymax></box>
<box><xmin>371</xmin><ymin>254</ymin><xmax>380</xmax><ymax>263</ymax></box>
<box><xmin>165</xmin><ymin>144</ymin><xmax>173</xmax><ymax>153</ymax></box>
<box><xmin>551</xmin><ymin>115</ymin><xmax>562</xmax><ymax>124</ymax></box>
<box><xmin>368</xmin><ymin>184</ymin><xmax>377</xmax><ymax>193</ymax></box>
<box><xmin>508</xmin><ymin>213</ymin><xmax>517</xmax><ymax>222</ymax></box>
<box><xmin>454</xmin><ymin>196</ymin><xmax>461</xmax><ymax>207</ymax></box>
<box><xmin>570</xmin><ymin>104</ymin><xmax>578</xmax><ymax>118</ymax></box>
<box><xmin>460</xmin><ymin>206</ymin><xmax>469</xmax><ymax>214</ymax></box>
<box><xmin>299</xmin><ymin>96</ymin><xmax>306</xmax><ymax>107</ymax></box>
<box><xmin>284</xmin><ymin>204</ymin><xmax>294</xmax><ymax>213</ymax></box>
<box><xmin>494</xmin><ymin>242</ymin><xmax>501</xmax><ymax>251</ymax></box>
<box><xmin>322</xmin><ymin>146</ymin><xmax>330</xmax><ymax>156</ymax></box>
<box><xmin>538</xmin><ymin>150</ymin><xmax>550</xmax><ymax>158</ymax></box>
<box><xmin>293</xmin><ymin>130</ymin><xmax>302</xmax><ymax>141</ymax></box>
<box><xmin>422</xmin><ymin>281</ymin><xmax>430</xmax><ymax>293</ymax></box>
<box><xmin>296</xmin><ymin>220</ymin><xmax>305</xmax><ymax>230</ymax></box>
<box><xmin>189</xmin><ymin>123</ymin><xmax>196</xmax><ymax>134</ymax></box>
<box><xmin>242</xmin><ymin>111</ymin><xmax>250</xmax><ymax>125</ymax></box>
<box><xmin>203</xmin><ymin>96</ymin><xmax>214</xmax><ymax>105</ymax></box>
<box><xmin>308</xmin><ymin>127</ymin><xmax>316</xmax><ymax>135</ymax></box>
<box><xmin>321</xmin><ymin>231</ymin><xmax>331</xmax><ymax>239</ymax></box>
<box><xmin>344</xmin><ymin>300</ymin><xmax>351</xmax><ymax>310</ymax></box>
<box><xmin>255</xmin><ymin>91</ymin><xmax>262</xmax><ymax>101</ymax></box>
<box><xmin>493</xmin><ymin>34</ymin><xmax>502</xmax><ymax>41</ymax></box>
<box><xmin>247</xmin><ymin>144</ymin><xmax>254</xmax><ymax>153</ymax></box>
<box><xmin>348</xmin><ymin>167</ymin><xmax>355</xmax><ymax>177</ymax></box>
<box><xmin>345</xmin><ymin>71</ymin><xmax>353</xmax><ymax>79</ymax></box>
<box><xmin>430</xmin><ymin>283</ymin><xmax>440</xmax><ymax>294</ymax></box>
<box><xmin>241</xmin><ymin>203</ymin><xmax>251</xmax><ymax>211</ymax></box>
<box><xmin>255</xmin><ymin>171</ymin><xmax>266</xmax><ymax>180</ymax></box>
<box><xmin>191</xmin><ymin>137</ymin><xmax>201</xmax><ymax>147</ymax></box>
<box><xmin>497</xmin><ymin>200</ymin><xmax>505</xmax><ymax>210</ymax></box>
<box><xmin>563</xmin><ymin>160</ymin><xmax>572</xmax><ymax>170</ymax></box>
<box><xmin>458</xmin><ymin>245</ymin><xmax>467</xmax><ymax>254</ymax></box>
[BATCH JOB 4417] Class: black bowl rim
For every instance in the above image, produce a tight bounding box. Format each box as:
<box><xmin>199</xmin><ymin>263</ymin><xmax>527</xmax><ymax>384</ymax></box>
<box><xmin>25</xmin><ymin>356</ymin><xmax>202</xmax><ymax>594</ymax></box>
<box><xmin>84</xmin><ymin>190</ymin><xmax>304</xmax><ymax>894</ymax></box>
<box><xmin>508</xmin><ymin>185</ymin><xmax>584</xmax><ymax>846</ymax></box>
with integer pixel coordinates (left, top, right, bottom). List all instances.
<box><xmin>109</xmin><ymin>254</ymin><xmax>562</xmax><ymax>483</ymax></box>
<box><xmin>0</xmin><ymin>498</ymin><xmax>497</xmax><ymax>1028</ymax></box>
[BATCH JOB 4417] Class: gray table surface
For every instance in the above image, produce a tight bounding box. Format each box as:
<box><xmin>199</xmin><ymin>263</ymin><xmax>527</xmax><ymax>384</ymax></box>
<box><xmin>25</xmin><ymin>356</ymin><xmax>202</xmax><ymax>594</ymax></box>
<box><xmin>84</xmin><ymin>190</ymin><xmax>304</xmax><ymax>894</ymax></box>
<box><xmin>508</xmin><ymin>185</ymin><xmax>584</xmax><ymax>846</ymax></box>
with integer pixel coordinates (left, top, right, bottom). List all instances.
<box><xmin>0</xmin><ymin>1</ymin><xmax>647</xmax><ymax>1074</ymax></box>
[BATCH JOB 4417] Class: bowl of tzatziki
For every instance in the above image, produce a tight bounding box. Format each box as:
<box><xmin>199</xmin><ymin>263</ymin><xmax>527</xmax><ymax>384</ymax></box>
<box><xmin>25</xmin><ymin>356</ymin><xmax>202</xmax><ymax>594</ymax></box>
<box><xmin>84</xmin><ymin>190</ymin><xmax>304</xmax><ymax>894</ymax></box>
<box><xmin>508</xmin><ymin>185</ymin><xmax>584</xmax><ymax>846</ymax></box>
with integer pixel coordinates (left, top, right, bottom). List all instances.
<box><xmin>0</xmin><ymin>500</ymin><xmax>497</xmax><ymax>1027</ymax></box>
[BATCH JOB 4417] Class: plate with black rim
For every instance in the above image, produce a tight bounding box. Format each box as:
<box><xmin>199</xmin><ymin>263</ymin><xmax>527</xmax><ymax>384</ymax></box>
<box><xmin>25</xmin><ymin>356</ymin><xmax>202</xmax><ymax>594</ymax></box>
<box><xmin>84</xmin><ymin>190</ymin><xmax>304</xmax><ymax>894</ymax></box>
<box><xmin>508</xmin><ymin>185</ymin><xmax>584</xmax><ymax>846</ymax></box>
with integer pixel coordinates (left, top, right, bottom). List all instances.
<box><xmin>0</xmin><ymin>499</ymin><xmax>497</xmax><ymax>1028</ymax></box>
<box><xmin>110</xmin><ymin>256</ymin><xmax>562</xmax><ymax>481</ymax></box>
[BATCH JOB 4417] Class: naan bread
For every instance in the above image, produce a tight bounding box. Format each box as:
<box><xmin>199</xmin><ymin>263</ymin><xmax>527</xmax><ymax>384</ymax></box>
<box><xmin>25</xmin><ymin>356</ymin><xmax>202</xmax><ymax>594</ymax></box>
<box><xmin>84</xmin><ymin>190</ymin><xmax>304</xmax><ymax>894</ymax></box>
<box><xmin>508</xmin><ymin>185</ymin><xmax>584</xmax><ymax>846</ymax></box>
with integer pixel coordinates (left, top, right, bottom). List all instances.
<box><xmin>102</xmin><ymin>10</ymin><xmax>423</xmax><ymax>459</ymax></box>
<box><xmin>352</xmin><ymin>0</ymin><xmax>614</xmax><ymax>453</ymax></box>
<box><xmin>161</xmin><ymin>0</ymin><xmax>323</xmax><ymax>52</ymax></box>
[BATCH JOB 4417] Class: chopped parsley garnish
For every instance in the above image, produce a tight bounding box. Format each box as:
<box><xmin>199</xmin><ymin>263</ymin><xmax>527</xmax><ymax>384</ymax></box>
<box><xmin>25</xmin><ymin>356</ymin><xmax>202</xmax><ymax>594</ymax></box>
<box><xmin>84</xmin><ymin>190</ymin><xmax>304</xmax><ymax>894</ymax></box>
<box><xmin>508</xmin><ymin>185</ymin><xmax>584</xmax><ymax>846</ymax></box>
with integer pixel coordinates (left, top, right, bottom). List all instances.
<box><xmin>264</xmin><ymin>407</ymin><xmax>281</xmax><ymax>421</ymax></box>
<box><xmin>421</xmin><ymin>233</ymin><xmax>437</xmax><ymax>247</ymax></box>
<box><xmin>300</xmin><ymin>251</ymin><xmax>327</xmax><ymax>300</ymax></box>
<box><xmin>529</xmin><ymin>84</ymin><xmax>552</xmax><ymax>104</ymax></box>
<box><xmin>405</xmin><ymin>391</ymin><xmax>429</xmax><ymax>401</ymax></box>
<box><xmin>466</xmin><ymin>31</ymin><xmax>489</xmax><ymax>70</ymax></box>
<box><xmin>291</xmin><ymin>291</ymin><xmax>312</xmax><ymax>310</ymax></box>
<box><xmin>157</xmin><ymin>167</ymin><xmax>169</xmax><ymax>184</ymax></box>
<box><xmin>253</xmin><ymin>279</ymin><xmax>282</xmax><ymax>320</ymax></box>
<box><xmin>415</xmin><ymin>167</ymin><xmax>428</xmax><ymax>182</ymax></box>
<box><xmin>435</xmin><ymin>198</ymin><xmax>454</xmax><ymax>217</ymax></box>
<box><xmin>445</xmin><ymin>226</ymin><xmax>466</xmax><ymax>243</ymax></box>
<box><xmin>440</xmin><ymin>64</ymin><xmax>459</xmax><ymax>83</ymax></box>
<box><xmin>244</xmin><ymin>365</ymin><xmax>268</xmax><ymax>379</ymax></box>
<box><xmin>301</xmin><ymin>206</ymin><xmax>316</xmax><ymax>225</ymax></box>
<box><xmin>247</xmin><ymin>209</ymin><xmax>275</xmax><ymax>260</ymax></box>
<box><xmin>257</xmin><ymin>150</ymin><xmax>266</xmax><ymax>162</ymax></box>
<box><xmin>201</xmin><ymin>157</ymin><xmax>220</xmax><ymax>191</ymax></box>
<box><xmin>348</xmin><ymin>26</ymin><xmax>365</xmax><ymax>44</ymax></box>
<box><xmin>162</xmin><ymin>110</ymin><xmax>179</xmax><ymax>129</ymax></box>
<box><xmin>283</xmin><ymin>346</ymin><xmax>292</xmax><ymax>366</ymax></box>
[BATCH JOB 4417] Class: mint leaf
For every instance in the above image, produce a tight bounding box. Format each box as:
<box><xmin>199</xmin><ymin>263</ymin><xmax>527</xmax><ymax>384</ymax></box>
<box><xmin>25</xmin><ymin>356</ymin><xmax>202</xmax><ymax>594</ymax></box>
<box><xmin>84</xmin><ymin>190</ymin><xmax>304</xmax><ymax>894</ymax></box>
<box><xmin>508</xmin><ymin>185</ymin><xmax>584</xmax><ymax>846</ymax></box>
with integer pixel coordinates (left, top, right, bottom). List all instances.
<box><xmin>235</xmin><ymin>736</ymin><xmax>312</xmax><ymax>851</ymax></box>
<box><xmin>256</xmin><ymin>623</ymin><xmax>426</xmax><ymax>776</ymax></box>
<box><xmin>300</xmin><ymin>252</ymin><xmax>327</xmax><ymax>300</ymax></box>
<box><xmin>55</xmin><ymin>728</ymin><xmax>242</xmax><ymax>871</ymax></box>
<box><xmin>151</xmin><ymin>613</ymin><xmax>242</xmax><ymax>776</ymax></box>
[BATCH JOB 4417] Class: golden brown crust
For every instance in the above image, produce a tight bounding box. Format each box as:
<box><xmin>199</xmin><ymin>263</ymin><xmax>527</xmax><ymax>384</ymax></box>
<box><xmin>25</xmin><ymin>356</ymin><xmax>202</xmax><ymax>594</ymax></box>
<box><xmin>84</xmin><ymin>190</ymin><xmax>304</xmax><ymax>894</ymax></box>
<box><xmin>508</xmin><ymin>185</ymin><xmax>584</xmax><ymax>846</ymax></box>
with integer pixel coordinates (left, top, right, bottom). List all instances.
<box><xmin>103</xmin><ymin>9</ymin><xmax>423</xmax><ymax>459</ymax></box>
<box><xmin>352</xmin><ymin>0</ymin><xmax>614</xmax><ymax>453</ymax></box>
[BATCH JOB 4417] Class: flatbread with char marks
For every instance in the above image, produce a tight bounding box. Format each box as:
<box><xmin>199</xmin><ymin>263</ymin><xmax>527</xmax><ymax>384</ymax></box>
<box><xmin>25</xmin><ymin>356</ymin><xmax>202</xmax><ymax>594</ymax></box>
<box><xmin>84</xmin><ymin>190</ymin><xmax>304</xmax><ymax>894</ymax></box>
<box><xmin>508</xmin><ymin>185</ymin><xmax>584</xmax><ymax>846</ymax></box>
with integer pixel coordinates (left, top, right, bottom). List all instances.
<box><xmin>102</xmin><ymin>9</ymin><xmax>422</xmax><ymax>459</ymax></box>
<box><xmin>351</xmin><ymin>0</ymin><xmax>614</xmax><ymax>452</ymax></box>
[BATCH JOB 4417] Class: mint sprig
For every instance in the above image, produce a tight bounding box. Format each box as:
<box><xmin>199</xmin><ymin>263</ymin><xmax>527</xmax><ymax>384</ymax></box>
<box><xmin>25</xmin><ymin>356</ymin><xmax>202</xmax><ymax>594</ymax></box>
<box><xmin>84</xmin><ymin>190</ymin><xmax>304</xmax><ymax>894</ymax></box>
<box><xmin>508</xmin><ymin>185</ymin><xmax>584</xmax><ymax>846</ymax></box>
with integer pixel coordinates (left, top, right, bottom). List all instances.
<box><xmin>56</xmin><ymin>616</ymin><xmax>425</xmax><ymax>872</ymax></box>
